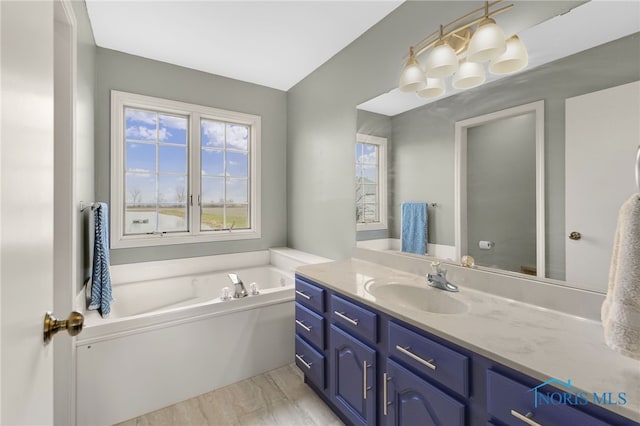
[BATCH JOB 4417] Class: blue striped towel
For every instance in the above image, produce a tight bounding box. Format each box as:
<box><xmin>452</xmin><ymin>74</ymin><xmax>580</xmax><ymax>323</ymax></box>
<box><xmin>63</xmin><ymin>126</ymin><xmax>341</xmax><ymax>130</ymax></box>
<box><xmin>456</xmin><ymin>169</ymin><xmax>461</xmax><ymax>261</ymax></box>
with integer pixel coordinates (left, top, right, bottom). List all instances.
<box><xmin>401</xmin><ymin>202</ymin><xmax>428</xmax><ymax>255</ymax></box>
<box><xmin>88</xmin><ymin>203</ymin><xmax>113</xmax><ymax>317</ymax></box>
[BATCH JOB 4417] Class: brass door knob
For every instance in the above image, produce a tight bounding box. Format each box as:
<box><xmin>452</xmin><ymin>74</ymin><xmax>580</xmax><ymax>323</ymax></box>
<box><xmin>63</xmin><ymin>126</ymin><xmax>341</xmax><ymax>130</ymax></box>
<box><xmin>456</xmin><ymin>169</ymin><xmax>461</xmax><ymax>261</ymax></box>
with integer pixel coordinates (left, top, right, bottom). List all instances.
<box><xmin>43</xmin><ymin>311</ymin><xmax>84</xmax><ymax>344</ymax></box>
<box><xmin>569</xmin><ymin>231</ymin><xmax>582</xmax><ymax>240</ymax></box>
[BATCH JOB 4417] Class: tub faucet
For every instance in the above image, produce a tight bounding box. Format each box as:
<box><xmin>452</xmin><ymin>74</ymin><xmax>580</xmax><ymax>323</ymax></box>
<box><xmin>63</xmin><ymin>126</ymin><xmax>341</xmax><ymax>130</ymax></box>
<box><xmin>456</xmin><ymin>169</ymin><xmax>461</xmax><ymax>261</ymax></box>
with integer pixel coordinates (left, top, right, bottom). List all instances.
<box><xmin>427</xmin><ymin>262</ymin><xmax>459</xmax><ymax>292</ymax></box>
<box><xmin>228</xmin><ymin>273</ymin><xmax>248</xmax><ymax>298</ymax></box>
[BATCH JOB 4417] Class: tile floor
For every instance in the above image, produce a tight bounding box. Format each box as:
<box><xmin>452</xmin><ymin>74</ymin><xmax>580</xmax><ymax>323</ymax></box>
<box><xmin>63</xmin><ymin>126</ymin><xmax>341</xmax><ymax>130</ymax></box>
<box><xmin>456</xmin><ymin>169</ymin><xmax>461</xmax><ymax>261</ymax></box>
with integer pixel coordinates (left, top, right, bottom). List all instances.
<box><xmin>114</xmin><ymin>364</ymin><xmax>343</xmax><ymax>426</ymax></box>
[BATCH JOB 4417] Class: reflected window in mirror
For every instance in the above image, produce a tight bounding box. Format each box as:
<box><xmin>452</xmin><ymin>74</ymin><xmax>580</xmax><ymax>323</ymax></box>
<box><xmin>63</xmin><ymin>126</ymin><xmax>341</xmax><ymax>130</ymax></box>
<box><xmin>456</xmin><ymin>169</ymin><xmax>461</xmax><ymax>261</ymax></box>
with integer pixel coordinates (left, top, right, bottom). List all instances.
<box><xmin>356</xmin><ymin>134</ymin><xmax>387</xmax><ymax>231</ymax></box>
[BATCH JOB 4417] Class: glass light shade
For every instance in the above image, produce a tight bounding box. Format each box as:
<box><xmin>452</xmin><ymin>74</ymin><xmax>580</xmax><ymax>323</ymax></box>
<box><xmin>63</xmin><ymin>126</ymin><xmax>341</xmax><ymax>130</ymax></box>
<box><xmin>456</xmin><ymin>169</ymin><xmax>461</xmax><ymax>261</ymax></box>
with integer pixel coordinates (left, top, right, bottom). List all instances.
<box><xmin>425</xmin><ymin>41</ymin><xmax>459</xmax><ymax>78</ymax></box>
<box><xmin>452</xmin><ymin>61</ymin><xmax>485</xmax><ymax>89</ymax></box>
<box><xmin>467</xmin><ymin>18</ymin><xmax>506</xmax><ymax>63</ymax></box>
<box><xmin>416</xmin><ymin>78</ymin><xmax>445</xmax><ymax>98</ymax></box>
<box><xmin>489</xmin><ymin>35</ymin><xmax>528</xmax><ymax>74</ymax></box>
<box><xmin>399</xmin><ymin>58</ymin><xmax>426</xmax><ymax>92</ymax></box>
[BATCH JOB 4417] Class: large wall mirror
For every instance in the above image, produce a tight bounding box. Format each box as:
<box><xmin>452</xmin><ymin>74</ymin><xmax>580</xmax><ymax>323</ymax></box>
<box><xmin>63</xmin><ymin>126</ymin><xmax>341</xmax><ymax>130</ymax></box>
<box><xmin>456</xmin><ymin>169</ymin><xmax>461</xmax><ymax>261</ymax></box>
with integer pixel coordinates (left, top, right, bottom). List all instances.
<box><xmin>454</xmin><ymin>101</ymin><xmax>545</xmax><ymax>278</ymax></box>
<box><xmin>355</xmin><ymin>3</ymin><xmax>640</xmax><ymax>293</ymax></box>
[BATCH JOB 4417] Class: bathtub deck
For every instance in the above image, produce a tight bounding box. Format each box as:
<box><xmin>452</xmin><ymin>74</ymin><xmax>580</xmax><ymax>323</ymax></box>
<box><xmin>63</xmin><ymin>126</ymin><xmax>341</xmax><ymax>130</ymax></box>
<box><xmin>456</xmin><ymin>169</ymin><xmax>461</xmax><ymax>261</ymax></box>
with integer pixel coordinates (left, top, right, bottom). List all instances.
<box><xmin>114</xmin><ymin>364</ymin><xmax>343</xmax><ymax>426</ymax></box>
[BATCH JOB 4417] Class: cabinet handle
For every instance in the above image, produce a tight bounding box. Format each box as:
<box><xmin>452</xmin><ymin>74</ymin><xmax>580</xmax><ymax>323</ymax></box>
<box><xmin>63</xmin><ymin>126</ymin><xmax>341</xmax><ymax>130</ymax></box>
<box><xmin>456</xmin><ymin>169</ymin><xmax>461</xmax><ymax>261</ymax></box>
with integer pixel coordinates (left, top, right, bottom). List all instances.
<box><xmin>510</xmin><ymin>410</ymin><xmax>543</xmax><ymax>426</ymax></box>
<box><xmin>362</xmin><ymin>361</ymin><xmax>372</xmax><ymax>400</ymax></box>
<box><xmin>295</xmin><ymin>290</ymin><xmax>311</xmax><ymax>300</ymax></box>
<box><xmin>334</xmin><ymin>311</ymin><xmax>359</xmax><ymax>326</ymax></box>
<box><xmin>295</xmin><ymin>353</ymin><xmax>313</xmax><ymax>369</ymax></box>
<box><xmin>295</xmin><ymin>319</ymin><xmax>312</xmax><ymax>332</ymax></box>
<box><xmin>383</xmin><ymin>372</ymin><xmax>392</xmax><ymax>416</ymax></box>
<box><xmin>395</xmin><ymin>345</ymin><xmax>436</xmax><ymax>370</ymax></box>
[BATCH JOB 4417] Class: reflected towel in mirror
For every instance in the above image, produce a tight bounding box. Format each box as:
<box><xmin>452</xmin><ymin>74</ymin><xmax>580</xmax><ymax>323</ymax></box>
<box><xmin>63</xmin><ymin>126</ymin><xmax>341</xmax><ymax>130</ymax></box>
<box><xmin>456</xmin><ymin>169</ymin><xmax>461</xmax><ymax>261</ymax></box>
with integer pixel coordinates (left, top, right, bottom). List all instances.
<box><xmin>401</xmin><ymin>202</ymin><xmax>428</xmax><ymax>255</ymax></box>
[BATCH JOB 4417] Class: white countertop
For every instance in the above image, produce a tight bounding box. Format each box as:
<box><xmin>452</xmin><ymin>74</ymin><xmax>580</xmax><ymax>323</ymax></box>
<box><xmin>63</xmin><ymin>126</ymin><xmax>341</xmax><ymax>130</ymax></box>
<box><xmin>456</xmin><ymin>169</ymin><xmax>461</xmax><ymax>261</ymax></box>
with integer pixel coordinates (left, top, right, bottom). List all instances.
<box><xmin>297</xmin><ymin>258</ymin><xmax>640</xmax><ymax>422</ymax></box>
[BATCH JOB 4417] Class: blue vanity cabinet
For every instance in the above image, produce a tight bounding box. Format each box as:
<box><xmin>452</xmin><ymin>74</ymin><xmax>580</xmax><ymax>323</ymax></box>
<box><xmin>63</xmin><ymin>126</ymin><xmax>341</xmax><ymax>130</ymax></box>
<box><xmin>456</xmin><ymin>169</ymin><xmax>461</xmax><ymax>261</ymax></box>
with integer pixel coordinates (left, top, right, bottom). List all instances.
<box><xmin>383</xmin><ymin>359</ymin><xmax>466</xmax><ymax>426</ymax></box>
<box><xmin>293</xmin><ymin>274</ymin><xmax>637</xmax><ymax>426</ymax></box>
<box><xmin>329</xmin><ymin>324</ymin><xmax>377</xmax><ymax>426</ymax></box>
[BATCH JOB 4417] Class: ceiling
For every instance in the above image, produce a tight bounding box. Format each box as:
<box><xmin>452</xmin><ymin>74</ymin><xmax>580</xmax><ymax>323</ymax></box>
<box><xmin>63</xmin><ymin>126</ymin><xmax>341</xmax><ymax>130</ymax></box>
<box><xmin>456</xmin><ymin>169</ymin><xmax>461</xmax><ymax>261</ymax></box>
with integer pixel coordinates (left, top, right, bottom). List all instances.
<box><xmin>85</xmin><ymin>0</ymin><xmax>404</xmax><ymax>91</ymax></box>
<box><xmin>358</xmin><ymin>1</ymin><xmax>640</xmax><ymax>116</ymax></box>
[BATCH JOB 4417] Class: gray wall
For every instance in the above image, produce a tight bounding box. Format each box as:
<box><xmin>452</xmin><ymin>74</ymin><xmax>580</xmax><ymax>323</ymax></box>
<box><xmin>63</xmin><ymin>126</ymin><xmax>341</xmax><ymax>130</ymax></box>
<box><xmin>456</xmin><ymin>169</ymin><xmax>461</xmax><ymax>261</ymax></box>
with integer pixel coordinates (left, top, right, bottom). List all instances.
<box><xmin>95</xmin><ymin>48</ymin><xmax>288</xmax><ymax>264</ymax></box>
<box><xmin>356</xmin><ymin>109</ymin><xmax>392</xmax><ymax>241</ymax></box>
<box><xmin>71</xmin><ymin>0</ymin><xmax>96</xmax><ymax>292</ymax></box>
<box><xmin>384</xmin><ymin>33</ymin><xmax>640</xmax><ymax>280</ymax></box>
<box><xmin>467</xmin><ymin>113</ymin><xmax>536</xmax><ymax>273</ymax></box>
<box><xmin>287</xmin><ymin>1</ymin><xmax>583</xmax><ymax>260</ymax></box>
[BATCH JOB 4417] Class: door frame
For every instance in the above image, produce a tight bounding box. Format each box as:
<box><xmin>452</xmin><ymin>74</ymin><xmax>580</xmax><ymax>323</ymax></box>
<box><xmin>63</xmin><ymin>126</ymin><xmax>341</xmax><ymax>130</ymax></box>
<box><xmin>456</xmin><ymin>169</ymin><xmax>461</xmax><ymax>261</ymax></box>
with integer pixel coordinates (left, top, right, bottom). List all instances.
<box><xmin>53</xmin><ymin>0</ymin><xmax>78</xmax><ymax>424</ymax></box>
<box><xmin>454</xmin><ymin>100</ymin><xmax>545</xmax><ymax>278</ymax></box>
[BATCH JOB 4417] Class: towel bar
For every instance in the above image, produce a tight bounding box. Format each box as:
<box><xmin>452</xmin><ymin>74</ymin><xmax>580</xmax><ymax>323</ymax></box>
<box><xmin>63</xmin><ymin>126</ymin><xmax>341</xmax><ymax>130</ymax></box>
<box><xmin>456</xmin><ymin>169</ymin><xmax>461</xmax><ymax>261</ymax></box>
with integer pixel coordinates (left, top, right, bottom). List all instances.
<box><xmin>80</xmin><ymin>201</ymin><xmax>100</xmax><ymax>212</ymax></box>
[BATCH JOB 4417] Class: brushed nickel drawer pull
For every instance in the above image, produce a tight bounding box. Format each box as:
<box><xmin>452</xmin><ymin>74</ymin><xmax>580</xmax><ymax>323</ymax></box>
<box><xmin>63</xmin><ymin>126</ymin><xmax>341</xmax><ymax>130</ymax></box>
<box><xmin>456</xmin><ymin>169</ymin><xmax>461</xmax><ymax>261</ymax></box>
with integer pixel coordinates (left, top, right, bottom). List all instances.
<box><xmin>295</xmin><ymin>290</ymin><xmax>311</xmax><ymax>300</ymax></box>
<box><xmin>363</xmin><ymin>361</ymin><xmax>372</xmax><ymax>400</ymax></box>
<box><xmin>396</xmin><ymin>345</ymin><xmax>436</xmax><ymax>370</ymax></box>
<box><xmin>510</xmin><ymin>410</ymin><xmax>542</xmax><ymax>426</ymax></box>
<box><xmin>295</xmin><ymin>353</ymin><xmax>312</xmax><ymax>369</ymax></box>
<box><xmin>383</xmin><ymin>372</ymin><xmax>392</xmax><ymax>416</ymax></box>
<box><xmin>295</xmin><ymin>319</ymin><xmax>312</xmax><ymax>332</ymax></box>
<box><xmin>334</xmin><ymin>311</ymin><xmax>359</xmax><ymax>326</ymax></box>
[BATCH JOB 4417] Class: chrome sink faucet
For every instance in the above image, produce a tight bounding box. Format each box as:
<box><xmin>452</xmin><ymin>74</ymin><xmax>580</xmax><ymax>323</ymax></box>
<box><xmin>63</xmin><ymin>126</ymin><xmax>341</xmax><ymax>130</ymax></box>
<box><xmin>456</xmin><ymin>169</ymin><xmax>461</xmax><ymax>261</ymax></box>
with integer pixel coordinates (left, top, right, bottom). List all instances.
<box><xmin>228</xmin><ymin>273</ymin><xmax>248</xmax><ymax>298</ymax></box>
<box><xmin>427</xmin><ymin>262</ymin><xmax>459</xmax><ymax>292</ymax></box>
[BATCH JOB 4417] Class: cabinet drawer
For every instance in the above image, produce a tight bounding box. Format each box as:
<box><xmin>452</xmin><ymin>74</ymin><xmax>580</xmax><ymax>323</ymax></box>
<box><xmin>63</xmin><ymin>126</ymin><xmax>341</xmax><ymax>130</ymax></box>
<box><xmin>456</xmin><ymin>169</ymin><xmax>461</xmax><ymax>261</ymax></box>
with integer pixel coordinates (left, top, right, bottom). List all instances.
<box><xmin>295</xmin><ymin>277</ymin><xmax>325</xmax><ymax>313</ymax></box>
<box><xmin>487</xmin><ymin>370</ymin><xmax>609</xmax><ymax>426</ymax></box>
<box><xmin>330</xmin><ymin>294</ymin><xmax>377</xmax><ymax>344</ymax></box>
<box><xmin>388</xmin><ymin>321</ymin><xmax>469</xmax><ymax>397</ymax></box>
<box><xmin>295</xmin><ymin>335</ymin><xmax>325</xmax><ymax>390</ymax></box>
<box><xmin>295</xmin><ymin>302</ymin><xmax>325</xmax><ymax>350</ymax></box>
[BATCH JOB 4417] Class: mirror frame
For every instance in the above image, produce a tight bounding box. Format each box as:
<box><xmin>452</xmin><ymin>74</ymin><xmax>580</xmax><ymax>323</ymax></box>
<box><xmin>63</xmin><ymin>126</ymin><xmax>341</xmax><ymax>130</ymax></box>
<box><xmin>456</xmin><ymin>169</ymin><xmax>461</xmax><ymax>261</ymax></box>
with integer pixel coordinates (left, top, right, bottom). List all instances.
<box><xmin>454</xmin><ymin>100</ymin><xmax>546</xmax><ymax>278</ymax></box>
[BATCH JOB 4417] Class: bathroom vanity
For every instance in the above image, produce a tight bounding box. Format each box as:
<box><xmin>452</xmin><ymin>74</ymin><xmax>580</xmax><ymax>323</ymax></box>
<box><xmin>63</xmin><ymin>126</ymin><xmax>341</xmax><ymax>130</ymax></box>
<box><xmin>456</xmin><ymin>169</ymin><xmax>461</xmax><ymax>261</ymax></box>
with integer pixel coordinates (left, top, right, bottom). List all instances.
<box><xmin>294</xmin><ymin>256</ymin><xmax>640</xmax><ymax>426</ymax></box>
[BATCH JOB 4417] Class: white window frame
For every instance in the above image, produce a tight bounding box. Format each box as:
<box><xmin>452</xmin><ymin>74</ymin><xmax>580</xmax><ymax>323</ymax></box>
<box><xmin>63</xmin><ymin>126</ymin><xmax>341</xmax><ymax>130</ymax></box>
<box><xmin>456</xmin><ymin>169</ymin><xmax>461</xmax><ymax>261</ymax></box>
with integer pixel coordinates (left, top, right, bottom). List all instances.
<box><xmin>110</xmin><ymin>90</ymin><xmax>261</xmax><ymax>248</ymax></box>
<box><xmin>356</xmin><ymin>133</ymin><xmax>388</xmax><ymax>232</ymax></box>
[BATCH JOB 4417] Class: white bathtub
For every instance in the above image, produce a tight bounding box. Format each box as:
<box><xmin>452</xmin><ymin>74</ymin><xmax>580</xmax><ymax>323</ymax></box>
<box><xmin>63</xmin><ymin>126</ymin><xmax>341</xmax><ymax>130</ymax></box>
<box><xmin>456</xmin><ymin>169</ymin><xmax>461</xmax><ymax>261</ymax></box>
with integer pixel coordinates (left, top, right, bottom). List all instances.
<box><xmin>75</xmin><ymin>248</ymin><xmax>329</xmax><ymax>426</ymax></box>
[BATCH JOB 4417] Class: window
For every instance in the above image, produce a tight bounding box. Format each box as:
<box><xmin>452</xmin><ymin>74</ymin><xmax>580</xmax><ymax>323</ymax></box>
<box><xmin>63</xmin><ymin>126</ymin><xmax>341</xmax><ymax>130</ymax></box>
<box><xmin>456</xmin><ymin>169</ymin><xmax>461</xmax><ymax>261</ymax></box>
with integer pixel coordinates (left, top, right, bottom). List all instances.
<box><xmin>355</xmin><ymin>133</ymin><xmax>387</xmax><ymax>231</ymax></box>
<box><xmin>111</xmin><ymin>91</ymin><xmax>261</xmax><ymax>248</ymax></box>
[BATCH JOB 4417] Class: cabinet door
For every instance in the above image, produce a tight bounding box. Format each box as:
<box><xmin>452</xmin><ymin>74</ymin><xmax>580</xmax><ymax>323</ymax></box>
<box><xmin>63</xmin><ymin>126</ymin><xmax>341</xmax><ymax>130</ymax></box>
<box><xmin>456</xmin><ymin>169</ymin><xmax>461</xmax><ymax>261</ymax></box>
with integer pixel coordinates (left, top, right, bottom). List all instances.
<box><xmin>383</xmin><ymin>359</ymin><xmax>465</xmax><ymax>426</ymax></box>
<box><xmin>329</xmin><ymin>324</ymin><xmax>377</xmax><ymax>426</ymax></box>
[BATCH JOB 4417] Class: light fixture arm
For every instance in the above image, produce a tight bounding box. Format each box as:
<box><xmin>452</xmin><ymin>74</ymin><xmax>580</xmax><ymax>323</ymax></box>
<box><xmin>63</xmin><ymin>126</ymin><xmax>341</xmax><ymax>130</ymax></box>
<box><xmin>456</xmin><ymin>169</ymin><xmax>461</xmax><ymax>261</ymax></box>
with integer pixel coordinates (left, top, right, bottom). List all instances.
<box><xmin>404</xmin><ymin>0</ymin><xmax>513</xmax><ymax>62</ymax></box>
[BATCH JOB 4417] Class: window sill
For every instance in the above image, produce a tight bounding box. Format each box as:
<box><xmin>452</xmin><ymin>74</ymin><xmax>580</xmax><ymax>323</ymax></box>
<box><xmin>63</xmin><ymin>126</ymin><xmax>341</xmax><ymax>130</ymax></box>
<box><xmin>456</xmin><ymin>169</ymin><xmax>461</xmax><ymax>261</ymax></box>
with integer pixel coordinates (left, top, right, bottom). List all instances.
<box><xmin>356</xmin><ymin>223</ymin><xmax>387</xmax><ymax>232</ymax></box>
<box><xmin>110</xmin><ymin>229</ymin><xmax>261</xmax><ymax>249</ymax></box>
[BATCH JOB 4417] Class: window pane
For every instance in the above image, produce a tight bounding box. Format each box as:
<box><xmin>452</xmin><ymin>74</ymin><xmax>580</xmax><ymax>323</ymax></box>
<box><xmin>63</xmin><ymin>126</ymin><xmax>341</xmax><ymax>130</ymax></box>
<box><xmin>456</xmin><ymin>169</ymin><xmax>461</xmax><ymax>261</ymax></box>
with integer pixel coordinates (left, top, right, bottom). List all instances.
<box><xmin>158</xmin><ymin>175</ymin><xmax>187</xmax><ymax>204</ymax></box>
<box><xmin>356</xmin><ymin>204</ymin><xmax>365</xmax><ymax>223</ymax></box>
<box><xmin>201</xmin><ymin>119</ymin><xmax>225</xmax><ymax>148</ymax></box>
<box><xmin>126</xmin><ymin>142</ymin><xmax>156</xmax><ymax>174</ymax></box>
<box><xmin>200</xmin><ymin>206</ymin><xmax>224</xmax><ymax>230</ymax></box>
<box><xmin>125</xmin><ymin>173</ymin><xmax>157</xmax><ymax>235</ymax></box>
<box><xmin>227</xmin><ymin>204</ymin><xmax>249</xmax><ymax>229</ymax></box>
<box><xmin>159</xmin><ymin>114</ymin><xmax>187</xmax><ymax>144</ymax></box>
<box><xmin>356</xmin><ymin>143</ymin><xmax>363</xmax><ymax>163</ymax></box>
<box><xmin>226</xmin><ymin>124</ymin><xmax>248</xmax><ymax>151</ymax></box>
<box><xmin>360</xmin><ymin>144</ymin><xmax>378</xmax><ymax>164</ymax></box>
<box><xmin>159</xmin><ymin>145</ymin><xmax>187</xmax><ymax>174</ymax></box>
<box><xmin>201</xmin><ymin>149</ymin><xmax>224</xmax><ymax>176</ymax></box>
<box><xmin>226</xmin><ymin>178</ymin><xmax>248</xmax><ymax>204</ymax></box>
<box><xmin>363</xmin><ymin>204</ymin><xmax>379</xmax><ymax>222</ymax></box>
<box><xmin>362</xmin><ymin>184</ymin><xmax>377</xmax><ymax>203</ymax></box>
<box><xmin>356</xmin><ymin>164</ymin><xmax>363</xmax><ymax>180</ymax></box>
<box><xmin>201</xmin><ymin>177</ymin><xmax>224</xmax><ymax>205</ymax></box>
<box><xmin>158</xmin><ymin>205</ymin><xmax>187</xmax><ymax>232</ymax></box>
<box><xmin>226</xmin><ymin>151</ymin><xmax>248</xmax><ymax>177</ymax></box>
<box><xmin>125</xmin><ymin>108</ymin><xmax>157</xmax><ymax>141</ymax></box>
<box><xmin>126</xmin><ymin>173</ymin><xmax>156</xmax><ymax>205</ymax></box>
<box><xmin>361</xmin><ymin>165</ymin><xmax>378</xmax><ymax>184</ymax></box>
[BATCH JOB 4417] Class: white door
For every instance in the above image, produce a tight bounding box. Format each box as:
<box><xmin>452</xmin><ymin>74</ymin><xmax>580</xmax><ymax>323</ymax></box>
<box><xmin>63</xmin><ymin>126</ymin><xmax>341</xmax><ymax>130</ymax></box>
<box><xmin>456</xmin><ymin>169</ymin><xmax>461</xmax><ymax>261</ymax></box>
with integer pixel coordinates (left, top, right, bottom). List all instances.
<box><xmin>1</xmin><ymin>1</ymin><xmax>78</xmax><ymax>424</ymax></box>
<box><xmin>565</xmin><ymin>81</ymin><xmax>640</xmax><ymax>292</ymax></box>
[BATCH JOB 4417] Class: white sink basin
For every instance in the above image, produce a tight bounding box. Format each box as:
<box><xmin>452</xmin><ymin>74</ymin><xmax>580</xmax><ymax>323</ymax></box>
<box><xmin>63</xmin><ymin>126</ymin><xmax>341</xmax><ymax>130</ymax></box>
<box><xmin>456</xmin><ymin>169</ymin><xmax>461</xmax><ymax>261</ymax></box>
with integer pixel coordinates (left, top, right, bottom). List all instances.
<box><xmin>366</xmin><ymin>282</ymin><xmax>468</xmax><ymax>315</ymax></box>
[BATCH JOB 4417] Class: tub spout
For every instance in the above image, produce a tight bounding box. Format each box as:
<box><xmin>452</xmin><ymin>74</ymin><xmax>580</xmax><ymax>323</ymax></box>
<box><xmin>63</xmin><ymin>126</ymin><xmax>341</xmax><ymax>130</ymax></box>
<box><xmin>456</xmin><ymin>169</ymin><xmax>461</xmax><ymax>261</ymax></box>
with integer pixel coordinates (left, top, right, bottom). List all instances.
<box><xmin>228</xmin><ymin>273</ymin><xmax>248</xmax><ymax>298</ymax></box>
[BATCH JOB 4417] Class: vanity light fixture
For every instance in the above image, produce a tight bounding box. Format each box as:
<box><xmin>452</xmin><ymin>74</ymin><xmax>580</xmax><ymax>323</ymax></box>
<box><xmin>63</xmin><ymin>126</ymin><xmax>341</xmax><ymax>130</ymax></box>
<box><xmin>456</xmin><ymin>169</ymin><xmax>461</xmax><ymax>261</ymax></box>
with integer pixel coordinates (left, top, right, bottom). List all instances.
<box><xmin>399</xmin><ymin>0</ymin><xmax>528</xmax><ymax>98</ymax></box>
